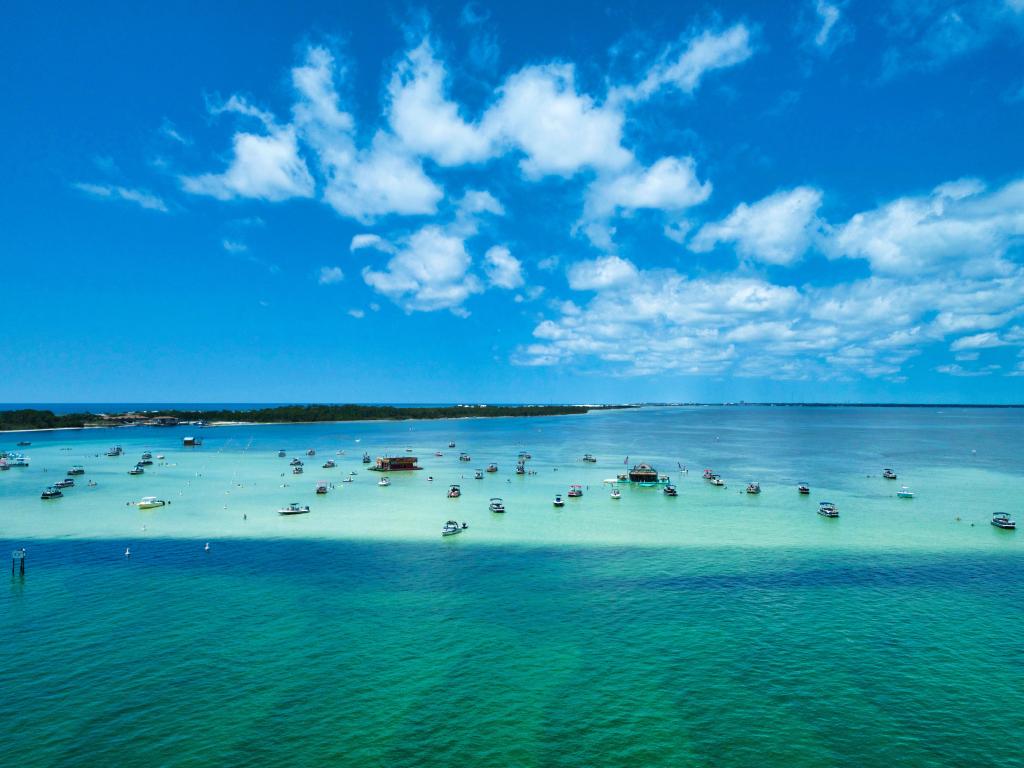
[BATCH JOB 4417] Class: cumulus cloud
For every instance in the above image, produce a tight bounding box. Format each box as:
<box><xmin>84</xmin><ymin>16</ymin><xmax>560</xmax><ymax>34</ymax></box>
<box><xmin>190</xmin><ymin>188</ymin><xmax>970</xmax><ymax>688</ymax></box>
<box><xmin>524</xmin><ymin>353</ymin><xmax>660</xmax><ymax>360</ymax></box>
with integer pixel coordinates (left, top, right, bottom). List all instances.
<box><xmin>690</xmin><ymin>186</ymin><xmax>824</xmax><ymax>265</ymax></box>
<box><xmin>483</xmin><ymin>245</ymin><xmax>524</xmax><ymax>289</ymax></box>
<box><xmin>318</xmin><ymin>266</ymin><xmax>344</xmax><ymax>284</ymax></box>
<box><xmin>74</xmin><ymin>182</ymin><xmax>169</xmax><ymax>212</ymax></box>
<box><xmin>350</xmin><ymin>233</ymin><xmax>395</xmax><ymax>253</ymax></box>
<box><xmin>348</xmin><ymin>308</ymin><xmax>366</xmax><ymax>318</ymax></box>
<box><xmin>950</xmin><ymin>331</ymin><xmax>1008</xmax><ymax>351</ymax></box>
<box><xmin>566</xmin><ymin>255</ymin><xmax>639</xmax><ymax>290</ymax></box>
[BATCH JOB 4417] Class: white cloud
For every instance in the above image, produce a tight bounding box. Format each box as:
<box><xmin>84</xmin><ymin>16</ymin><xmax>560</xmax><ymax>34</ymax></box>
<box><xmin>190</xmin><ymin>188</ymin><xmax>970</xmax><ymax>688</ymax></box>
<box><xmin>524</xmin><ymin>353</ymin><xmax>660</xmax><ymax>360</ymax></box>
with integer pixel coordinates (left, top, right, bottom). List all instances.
<box><xmin>318</xmin><ymin>266</ymin><xmax>344</xmax><ymax>284</ymax></box>
<box><xmin>387</xmin><ymin>40</ymin><xmax>493</xmax><ymax>165</ymax></box>
<box><xmin>617</xmin><ymin>24</ymin><xmax>753</xmax><ymax>103</ymax></box>
<box><xmin>690</xmin><ymin>186</ymin><xmax>824</xmax><ymax>265</ymax></box>
<box><xmin>222</xmin><ymin>239</ymin><xmax>248</xmax><ymax>253</ymax></box>
<box><xmin>829</xmin><ymin>177</ymin><xmax>1024</xmax><ymax>275</ymax></box>
<box><xmin>587</xmin><ymin>157</ymin><xmax>711</xmax><ymax>216</ymax></box>
<box><xmin>484</xmin><ymin>245</ymin><xmax>524</xmax><ymax>289</ymax></box>
<box><xmin>74</xmin><ymin>182</ymin><xmax>168</xmax><ymax>212</ymax></box>
<box><xmin>348</xmin><ymin>308</ymin><xmax>365</xmax><ymax>318</ymax></box>
<box><xmin>566</xmin><ymin>255</ymin><xmax>639</xmax><ymax>291</ymax></box>
<box><xmin>484</xmin><ymin>64</ymin><xmax>632</xmax><ymax>178</ymax></box>
<box><xmin>950</xmin><ymin>332</ymin><xmax>1008</xmax><ymax>351</ymax></box>
<box><xmin>814</xmin><ymin>0</ymin><xmax>842</xmax><ymax>47</ymax></box>
<box><xmin>350</xmin><ymin>233</ymin><xmax>395</xmax><ymax>253</ymax></box>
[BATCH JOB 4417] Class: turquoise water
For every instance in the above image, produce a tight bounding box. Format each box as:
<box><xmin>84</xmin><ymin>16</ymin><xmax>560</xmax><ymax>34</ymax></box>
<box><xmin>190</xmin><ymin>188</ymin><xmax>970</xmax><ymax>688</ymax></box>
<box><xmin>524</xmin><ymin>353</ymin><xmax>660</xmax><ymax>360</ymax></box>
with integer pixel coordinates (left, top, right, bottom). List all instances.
<box><xmin>2</xmin><ymin>407</ymin><xmax>1022</xmax><ymax>765</ymax></box>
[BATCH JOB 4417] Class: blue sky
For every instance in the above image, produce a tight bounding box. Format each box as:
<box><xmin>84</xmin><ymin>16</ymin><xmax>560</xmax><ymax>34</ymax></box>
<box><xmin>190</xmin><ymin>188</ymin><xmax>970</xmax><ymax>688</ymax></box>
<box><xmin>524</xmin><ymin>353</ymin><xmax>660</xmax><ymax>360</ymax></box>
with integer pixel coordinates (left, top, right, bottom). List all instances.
<box><xmin>3</xmin><ymin>0</ymin><xmax>1024</xmax><ymax>403</ymax></box>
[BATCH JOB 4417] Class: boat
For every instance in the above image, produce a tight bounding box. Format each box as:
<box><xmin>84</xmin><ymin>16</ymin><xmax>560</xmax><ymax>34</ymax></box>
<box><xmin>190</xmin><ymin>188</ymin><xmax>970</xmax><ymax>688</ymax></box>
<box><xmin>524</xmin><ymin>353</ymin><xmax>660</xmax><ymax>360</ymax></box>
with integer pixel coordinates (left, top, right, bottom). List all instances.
<box><xmin>610</xmin><ymin>488</ymin><xmax>621</xmax><ymax>500</ymax></box>
<box><xmin>362</xmin><ymin>452</ymin><xmax>371</xmax><ymax>464</ymax></box>
<box><xmin>342</xmin><ymin>477</ymin><xmax>353</xmax><ymax>483</ymax></box>
<box><xmin>290</xmin><ymin>458</ymin><xmax>303</xmax><ymax>466</ymax></box>
<box><xmin>882</xmin><ymin>468</ymin><xmax>897</xmax><ymax>480</ymax></box>
<box><xmin>278</xmin><ymin>450</ymin><xmax>286</xmax><ymax>458</ymax></box>
<box><xmin>106</xmin><ymin>446</ymin><xmax>123</xmax><ymax>457</ymax></box>
<box><xmin>486</xmin><ymin>463</ymin><xmax>498</xmax><ymax>473</ymax></box>
<box><xmin>664</xmin><ymin>484</ymin><xmax>678</xmax><ymax>496</ymax></box>
<box><xmin>582</xmin><ymin>454</ymin><xmax>597</xmax><ymax>463</ymax></box>
<box><xmin>515</xmin><ymin>462</ymin><xmax>525</xmax><ymax>475</ymax></box>
<box><xmin>405</xmin><ymin>447</ymin><xmax>413</xmax><ymax>453</ymax></box>
<box><xmin>54</xmin><ymin>478</ymin><xmax>74</xmax><ymax>489</ymax></box>
<box><xmin>141</xmin><ymin>452</ymin><xmax>152</xmax><ymax>460</ymax></box>
<box><xmin>156</xmin><ymin>454</ymin><xmax>165</xmax><ymax>460</ymax></box>
<box><xmin>67</xmin><ymin>465</ymin><xmax>85</xmax><ymax>475</ymax></box>
<box><xmin>292</xmin><ymin>466</ymin><xmax>304</xmax><ymax>475</ymax></box>
<box><xmin>40</xmin><ymin>486</ymin><xmax>63</xmax><ymax>499</ymax></box>
<box><xmin>434</xmin><ymin>451</ymin><xmax>443</xmax><ymax>457</ymax></box>
<box><xmin>818</xmin><ymin>501</ymin><xmax>839</xmax><ymax>518</ymax></box>
<box><xmin>378</xmin><ymin>477</ymin><xmax>391</xmax><ymax>487</ymax></box>
<box><xmin>568</xmin><ymin>484</ymin><xmax>583</xmax><ymax>498</ymax></box>
<box><xmin>137</xmin><ymin>458</ymin><xmax>153</xmax><ymax>466</ymax></box>
<box><xmin>991</xmin><ymin>512</ymin><xmax>1016</xmax><ymax>530</ymax></box>
<box><xmin>896</xmin><ymin>486</ymin><xmax>914</xmax><ymax>499</ymax></box>
<box><xmin>8</xmin><ymin>454</ymin><xmax>30</xmax><ymax>467</ymax></box>
<box><xmin>279</xmin><ymin>502</ymin><xmax>310</xmax><ymax>516</ymax></box>
<box><xmin>449</xmin><ymin>441</ymin><xmax>456</xmax><ymax>448</ymax></box>
<box><xmin>489</xmin><ymin>497</ymin><xmax>506</xmax><ymax>513</ymax></box>
<box><xmin>370</xmin><ymin>455</ymin><xmax>422</xmax><ymax>472</ymax></box>
<box><xmin>628</xmin><ymin>463</ymin><xmax>664</xmax><ymax>485</ymax></box>
<box><xmin>797</xmin><ymin>483</ymin><xmax>810</xmax><ymax>495</ymax></box>
<box><xmin>16</xmin><ymin>441</ymin><xmax>30</xmax><ymax>447</ymax></box>
<box><xmin>306</xmin><ymin>449</ymin><xmax>316</xmax><ymax>456</ymax></box>
<box><xmin>316</xmin><ymin>482</ymin><xmax>328</xmax><ymax>495</ymax></box>
<box><xmin>447</xmin><ymin>484</ymin><xmax>461</xmax><ymax>498</ymax></box>
<box><xmin>182</xmin><ymin>436</ymin><xmax>202</xmax><ymax>447</ymax></box>
<box><xmin>518</xmin><ymin>451</ymin><xmax>531</xmax><ymax>460</ymax></box>
<box><xmin>703</xmin><ymin>468</ymin><xmax>714</xmax><ymax>480</ymax></box>
<box><xmin>0</xmin><ymin>460</ymin><xmax>8</xmax><ymax>471</ymax></box>
<box><xmin>442</xmin><ymin>520</ymin><xmax>468</xmax><ymax>537</ymax></box>
<box><xmin>553</xmin><ymin>494</ymin><xmax>565</xmax><ymax>507</ymax></box>
<box><xmin>128</xmin><ymin>466</ymin><xmax>144</xmax><ymax>475</ymax></box>
<box><xmin>474</xmin><ymin>469</ymin><xmax>484</xmax><ymax>480</ymax></box>
<box><xmin>459</xmin><ymin>452</ymin><xmax>471</xmax><ymax>462</ymax></box>
<box><xmin>746</xmin><ymin>482</ymin><xmax>761</xmax><ymax>495</ymax></box>
<box><xmin>322</xmin><ymin>459</ymin><xmax>336</xmax><ymax>469</ymax></box>
<box><xmin>137</xmin><ymin>496</ymin><xmax>167</xmax><ymax>509</ymax></box>
<box><xmin>708</xmin><ymin>474</ymin><xmax>725</xmax><ymax>486</ymax></box>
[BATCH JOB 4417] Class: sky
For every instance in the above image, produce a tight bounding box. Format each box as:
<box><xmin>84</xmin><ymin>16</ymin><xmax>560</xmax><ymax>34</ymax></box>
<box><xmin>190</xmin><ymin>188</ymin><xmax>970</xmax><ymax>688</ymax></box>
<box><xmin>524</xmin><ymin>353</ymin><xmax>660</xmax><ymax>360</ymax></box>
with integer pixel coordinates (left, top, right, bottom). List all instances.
<box><xmin>2</xmin><ymin>0</ymin><xmax>1024</xmax><ymax>404</ymax></box>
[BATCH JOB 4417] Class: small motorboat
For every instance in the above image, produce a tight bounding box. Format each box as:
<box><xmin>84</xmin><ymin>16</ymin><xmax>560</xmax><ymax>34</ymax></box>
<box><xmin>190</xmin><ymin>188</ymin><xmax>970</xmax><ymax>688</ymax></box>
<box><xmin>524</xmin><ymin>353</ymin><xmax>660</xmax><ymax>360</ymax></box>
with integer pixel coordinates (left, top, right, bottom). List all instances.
<box><xmin>137</xmin><ymin>458</ymin><xmax>153</xmax><ymax>466</ymax></box>
<box><xmin>442</xmin><ymin>520</ymin><xmax>468</xmax><ymax>536</ymax></box>
<box><xmin>342</xmin><ymin>477</ymin><xmax>353</xmax><ymax>483</ymax></box>
<box><xmin>16</xmin><ymin>441</ymin><xmax>31</xmax><ymax>447</ymax></box>
<box><xmin>41</xmin><ymin>486</ymin><xmax>63</xmax><ymax>499</ymax></box>
<box><xmin>322</xmin><ymin>459</ymin><xmax>336</xmax><ymax>469</ymax></box>
<box><xmin>610</xmin><ymin>488</ymin><xmax>621</xmax><ymax>500</ymax></box>
<box><xmin>54</xmin><ymin>478</ymin><xmax>74</xmax><ymax>489</ymax></box>
<box><xmin>489</xmin><ymin>497</ymin><xmax>506</xmax><ymax>513</ymax></box>
<box><xmin>991</xmin><ymin>512</ymin><xmax>1016</xmax><ymax>530</ymax></box>
<box><xmin>553</xmin><ymin>494</ymin><xmax>565</xmax><ymax>507</ymax></box>
<box><xmin>137</xmin><ymin>496</ymin><xmax>167</xmax><ymax>509</ymax></box>
<box><xmin>106</xmin><ymin>446</ymin><xmax>123</xmax><ymax>457</ymax></box>
<box><xmin>708</xmin><ymin>474</ymin><xmax>725</xmax><ymax>486</ymax></box>
<box><xmin>448</xmin><ymin>441</ymin><xmax>456</xmax><ymax>448</ymax></box>
<box><xmin>315</xmin><ymin>482</ymin><xmax>328</xmax><ymax>495</ymax></box>
<box><xmin>447</xmin><ymin>484</ymin><xmax>461</xmax><ymax>498</ymax></box>
<box><xmin>883</xmin><ymin>468</ymin><xmax>897</xmax><ymax>480</ymax></box>
<box><xmin>518</xmin><ymin>451</ymin><xmax>531</xmax><ymax>460</ymax></box>
<box><xmin>459</xmin><ymin>453</ymin><xmax>471</xmax><ymax>462</ymax></box>
<box><xmin>474</xmin><ymin>469</ymin><xmax>484</xmax><ymax>480</ymax></box>
<box><xmin>746</xmin><ymin>482</ymin><xmax>761</xmax><ymax>495</ymax></box>
<box><xmin>290</xmin><ymin>458</ymin><xmax>303</xmax><ymax>466</ymax></box>
<box><xmin>664</xmin><ymin>484</ymin><xmax>678</xmax><ymax>497</ymax></box>
<box><xmin>435</xmin><ymin>451</ymin><xmax>443</xmax><ymax>457</ymax></box>
<box><xmin>896</xmin><ymin>486</ymin><xmax>914</xmax><ymax>499</ymax></box>
<box><xmin>486</xmin><ymin>463</ymin><xmax>498</xmax><ymax>473</ymax></box>
<box><xmin>818</xmin><ymin>501</ymin><xmax>839</xmax><ymax>518</ymax></box>
<box><xmin>156</xmin><ymin>454</ymin><xmax>165</xmax><ymax>460</ymax></box>
<box><xmin>306</xmin><ymin>449</ymin><xmax>316</xmax><ymax>456</ymax></box>
<box><xmin>128</xmin><ymin>466</ymin><xmax>144</xmax><ymax>475</ymax></box>
<box><xmin>141</xmin><ymin>452</ymin><xmax>153</xmax><ymax>460</ymax></box>
<box><xmin>568</xmin><ymin>484</ymin><xmax>583</xmax><ymax>498</ymax></box>
<box><xmin>279</xmin><ymin>502</ymin><xmax>310</xmax><ymax>516</ymax></box>
<box><xmin>582</xmin><ymin>454</ymin><xmax>597</xmax><ymax>463</ymax></box>
<box><xmin>797</xmin><ymin>483</ymin><xmax>810</xmax><ymax>495</ymax></box>
<box><xmin>67</xmin><ymin>465</ymin><xmax>85</xmax><ymax>475</ymax></box>
<box><xmin>278</xmin><ymin>449</ymin><xmax>286</xmax><ymax>458</ymax></box>
<box><xmin>515</xmin><ymin>462</ymin><xmax>526</xmax><ymax>475</ymax></box>
<box><xmin>378</xmin><ymin>477</ymin><xmax>391</xmax><ymax>487</ymax></box>
<box><xmin>292</xmin><ymin>466</ymin><xmax>304</xmax><ymax>475</ymax></box>
<box><xmin>703</xmin><ymin>468</ymin><xmax>714</xmax><ymax>480</ymax></box>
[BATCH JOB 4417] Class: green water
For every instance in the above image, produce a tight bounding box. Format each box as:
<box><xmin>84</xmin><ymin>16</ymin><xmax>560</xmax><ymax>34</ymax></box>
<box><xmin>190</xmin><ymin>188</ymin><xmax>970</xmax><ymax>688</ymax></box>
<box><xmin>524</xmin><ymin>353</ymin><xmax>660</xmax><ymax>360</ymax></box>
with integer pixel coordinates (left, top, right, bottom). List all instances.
<box><xmin>1</xmin><ymin>407</ymin><xmax>1022</xmax><ymax>765</ymax></box>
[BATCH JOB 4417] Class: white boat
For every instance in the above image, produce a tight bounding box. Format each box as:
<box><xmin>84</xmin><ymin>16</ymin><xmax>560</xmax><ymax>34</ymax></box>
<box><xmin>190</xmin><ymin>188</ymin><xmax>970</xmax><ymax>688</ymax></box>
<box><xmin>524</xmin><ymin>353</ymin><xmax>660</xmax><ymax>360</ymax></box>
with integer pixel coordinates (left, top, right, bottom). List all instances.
<box><xmin>448</xmin><ymin>484</ymin><xmax>461</xmax><ymax>498</ymax></box>
<box><xmin>449</xmin><ymin>441</ymin><xmax>456</xmax><ymax>448</ymax></box>
<box><xmin>992</xmin><ymin>512</ymin><xmax>1016</xmax><ymax>530</ymax></box>
<box><xmin>708</xmin><ymin>474</ymin><xmax>725</xmax><ymax>486</ymax></box>
<box><xmin>54</xmin><ymin>478</ymin><xmax>74</xmax><ymax>489</ymax></box>
<box><xmin>378</xmin><ymin>477</ymin><xmax>391</xmax><ymax>487</ymax></box>
<box><xmin>797</xmin><ymin>483</ymin><xmax>810</xmax><ymax>495</ymax></box>
<box><xmin>883</xmin><ymin>468</ymin><xmax>897</xmax><ymax>480</ymax></box>
<box><xmin>128</xmin><ymin>466</ymin><xmax>144</xmax><ymax>475</ymax></box>
<box><xmin>474</xmin><ymin>469</ymin><xmax>484</xmax><ymax>480</ymax></box>
<box><xmin>746</xmin><ymin>482</ymin><xmax>761</xmax><ymax>495</ymax></box>
<box><xmin>568</xmin><ymin>484</ymin><xmax>583</xmax><ymax>498</ymax></box>
<box><xmin>442</xmin><ymin>520</ymin><xmax>467</xmax><ymax>537</ymax></box>
<box><xmin>279</xmin><ymin>502</ymin><xmax>310</xmax><ymax>515</ymax></box>
<box><xmin>137</xmin><ymin>496</ymin><xmax>167</xmax><ymax>509</ymax></box>
<box><xmin>40</xmin><ymin>486</ymin><xmax>63</xmax><ymax>499</ymax></box>
<box><xmin>663</xmin><ymin>484</ymin><xmax>678</xmax><ymax>497</ymax></box>
<box><xmin>553</xmin><ymin>494</ymin><xmax>565</xmax><ymax>507</ymax></box>
<box><xmin>818</xmin><ymin>501</ymin><xmax>839</xmax><ymax>518</ymax></box>
<box><xmin>67</xmin><ymin>465</ymin><xmax>85</xmax><ymax>475</ymax></box>
<box><xmin>610</xmin><ymin>488</ymin><xmax>621</xmax><ymax>499</ymax></box>
<box><xmin>489</xmin><ymin>497</ymin><xmax>506</xmax><ymax>513</ymax></box>
<box><xmin>896</xmin><ymin>486</ymin><xmax>914</xmax><ymax>499</ymax></box>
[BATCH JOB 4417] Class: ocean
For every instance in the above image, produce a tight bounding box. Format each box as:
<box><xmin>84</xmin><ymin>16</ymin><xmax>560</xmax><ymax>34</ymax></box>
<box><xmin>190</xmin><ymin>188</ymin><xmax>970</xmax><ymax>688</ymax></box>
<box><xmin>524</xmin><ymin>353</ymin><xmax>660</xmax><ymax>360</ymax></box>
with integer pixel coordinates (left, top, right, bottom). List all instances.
<box><xmin>1</xmin><ymin>406</ymin><xmax>1022</xmax><ymax>766</ymax></box>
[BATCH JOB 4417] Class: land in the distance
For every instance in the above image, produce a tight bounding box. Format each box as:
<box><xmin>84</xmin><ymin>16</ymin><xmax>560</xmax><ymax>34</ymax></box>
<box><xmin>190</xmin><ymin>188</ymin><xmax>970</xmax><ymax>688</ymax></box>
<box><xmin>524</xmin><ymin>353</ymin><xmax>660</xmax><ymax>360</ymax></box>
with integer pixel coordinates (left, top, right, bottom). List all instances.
<box><xmin>0</xmin><ymin>404</ymin><xmax>631</xmax><ymax>432</ymax></box>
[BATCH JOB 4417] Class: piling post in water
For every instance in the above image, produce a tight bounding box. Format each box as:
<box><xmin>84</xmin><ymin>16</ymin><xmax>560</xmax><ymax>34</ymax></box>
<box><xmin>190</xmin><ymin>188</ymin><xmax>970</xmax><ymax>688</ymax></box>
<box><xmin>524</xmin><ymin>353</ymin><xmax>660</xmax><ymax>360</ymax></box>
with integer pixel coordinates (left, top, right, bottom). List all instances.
<box><xmin>11</xmin><ymin>548</ymin><xmax>25</xmax><ymax>576</ymax></box>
